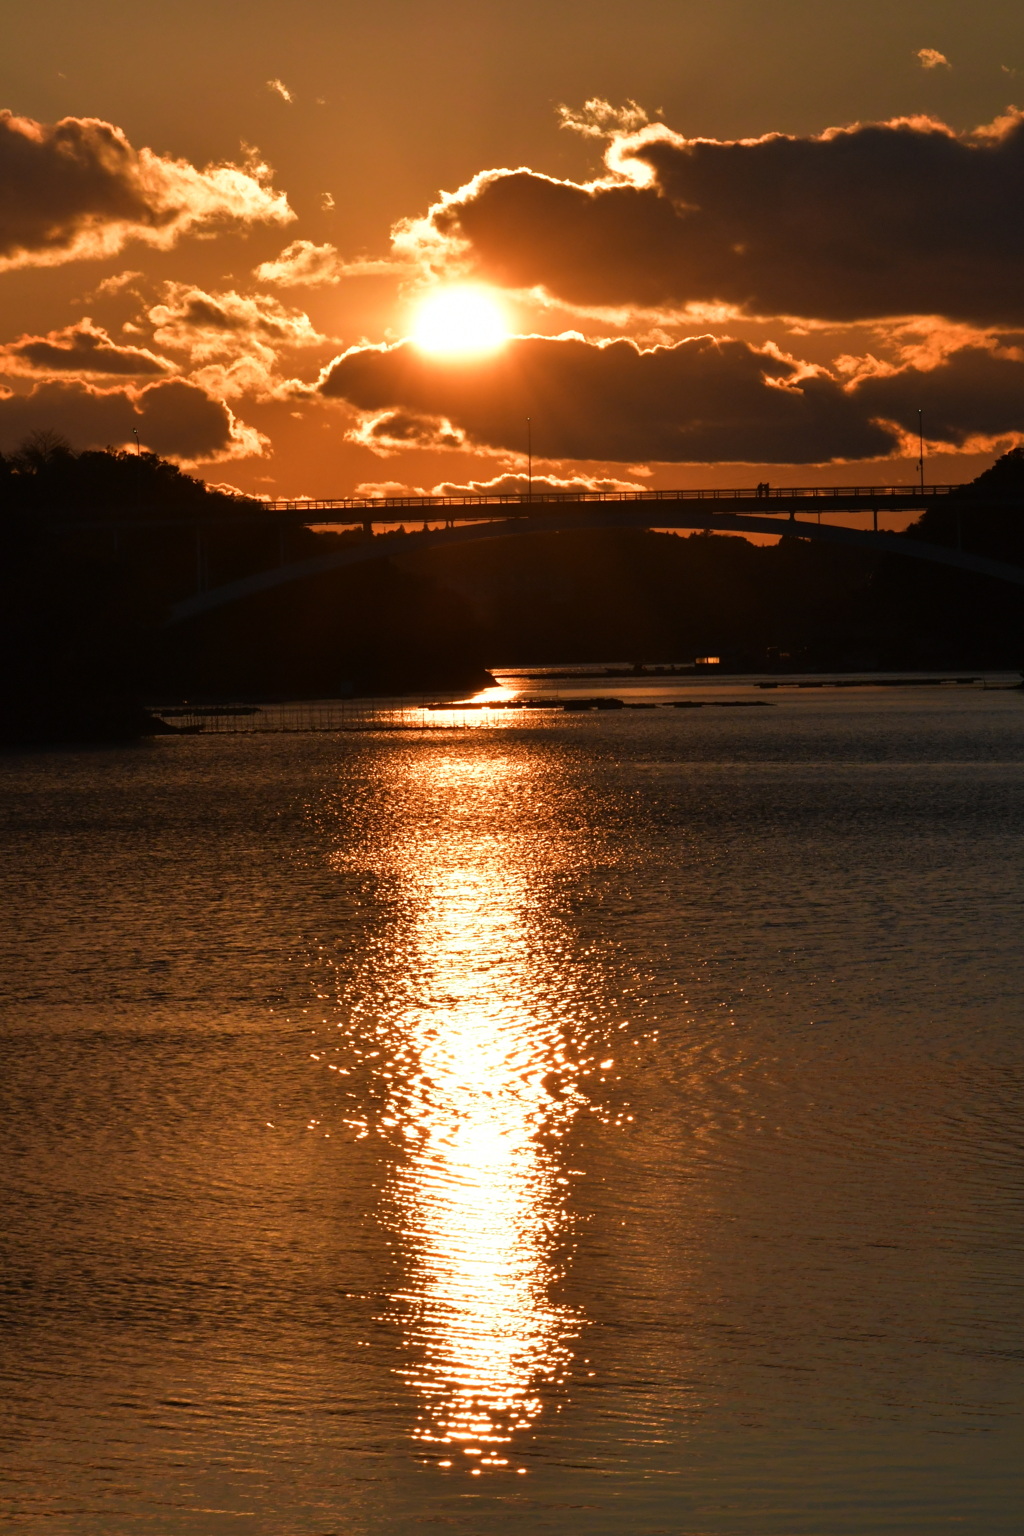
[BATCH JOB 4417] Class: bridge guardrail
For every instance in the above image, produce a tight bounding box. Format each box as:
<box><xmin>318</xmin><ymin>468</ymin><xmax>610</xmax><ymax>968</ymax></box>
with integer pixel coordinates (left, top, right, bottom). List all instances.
<box><xmin>49</xmin><ymin>484</ymin><xmax>1024</xmax><ymax>532</ymax></box>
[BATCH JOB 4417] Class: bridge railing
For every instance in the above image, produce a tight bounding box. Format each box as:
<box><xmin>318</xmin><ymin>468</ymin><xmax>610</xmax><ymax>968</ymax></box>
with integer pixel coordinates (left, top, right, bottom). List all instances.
<box><xmin>258</xmin><ymin>484</ymin><xmax>963</xmax><ymax>514</ymax></box>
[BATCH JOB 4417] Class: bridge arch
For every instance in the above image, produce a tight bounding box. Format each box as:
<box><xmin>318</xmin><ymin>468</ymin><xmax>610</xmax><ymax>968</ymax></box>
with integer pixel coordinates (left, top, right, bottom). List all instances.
<box><xmin>167</xmin><ymin>506</ymin><xmax>1024</xmax><ymax>626</ymax></box>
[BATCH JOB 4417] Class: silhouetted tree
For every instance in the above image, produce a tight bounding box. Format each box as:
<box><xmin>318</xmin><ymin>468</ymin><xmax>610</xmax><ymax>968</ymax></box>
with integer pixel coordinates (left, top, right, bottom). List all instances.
<box><xmin>909</xmin><ymin>443</ymin><xmax>1024</xmax><ymax>561</ymax></box>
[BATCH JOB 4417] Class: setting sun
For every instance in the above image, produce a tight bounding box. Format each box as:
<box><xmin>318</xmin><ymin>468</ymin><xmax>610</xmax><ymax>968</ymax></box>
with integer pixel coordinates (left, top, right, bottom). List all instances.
<box><xmin>412</xmin><ymin>286</ymin><xmax>510</xmax><ymax>356</ymax></box>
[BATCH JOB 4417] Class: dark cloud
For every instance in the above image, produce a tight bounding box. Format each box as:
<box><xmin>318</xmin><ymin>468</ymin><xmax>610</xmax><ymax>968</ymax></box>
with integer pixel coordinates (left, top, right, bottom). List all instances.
<box><xmin>415</xmin><ymin>111</ymin><xmax>1024</xmax><ymax>325</ymax></box>
<box><xmin>347</xmin><ymin>407</ymin><xmax>465</xmax><ymax>453</ymax></box>
<box><xmin>1</xmin><ymin>320</ymin><xmax>170</xmax><ymax>376</ymax></box>
<box><xmin>858</xmin><ymin>346</ymin><xmax>1024</xmax><ymax>446</ymax></box>
<box><xmin>0</xmin><ymin>110</ymin><xmax>292</xmax><ymax>273</ymax></box>
<box><xmin>322</xmin><ymin>334</ymin><xmax>895</xmax><ymax>464</ymax></box>
<box><xmin>0</xmin><ymin>379</ymin><xmax>263</xmax><ymax>462</ymax></box>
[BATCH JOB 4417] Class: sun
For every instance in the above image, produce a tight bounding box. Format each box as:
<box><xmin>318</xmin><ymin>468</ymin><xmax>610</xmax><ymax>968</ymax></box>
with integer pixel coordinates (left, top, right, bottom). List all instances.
<box><xmin>412</xmin><ymin>287</ymin><xmax>510</xmax><ymax>357</ymax></box>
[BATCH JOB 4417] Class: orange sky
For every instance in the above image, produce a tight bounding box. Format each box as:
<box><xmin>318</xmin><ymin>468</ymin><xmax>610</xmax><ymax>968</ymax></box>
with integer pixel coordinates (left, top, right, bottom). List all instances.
<box><xmin>1</xmin><ymin>0</ymin><xmax>1022</xmax><ymax>498</ymax></box>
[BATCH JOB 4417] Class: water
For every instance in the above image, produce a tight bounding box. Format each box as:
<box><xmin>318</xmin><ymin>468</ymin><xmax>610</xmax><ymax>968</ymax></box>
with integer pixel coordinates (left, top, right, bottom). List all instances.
<box><xmin>2</xmin><ymin>685</ymin><xmax>1023</xmax><ymax>1533</ymax></box>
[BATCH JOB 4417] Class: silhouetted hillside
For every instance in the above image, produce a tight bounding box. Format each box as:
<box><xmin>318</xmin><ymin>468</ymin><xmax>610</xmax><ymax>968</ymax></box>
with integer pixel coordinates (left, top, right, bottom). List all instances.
<box><xmin>908</xmin><ymin>445</ymin><xmax>1024</xmax><ymax>563</ymax></box>
<box><xmin>4</xmin><ymin>440</ymin><xmax>1024</xmax><ymax>742</ymax></box>
<box><xmin>0</xmin><ymin>439</ymin><xmax>490</xmax><ymax>741</ymax></box>
<box><xmin>0</xmin><ymin>432</ymin><xmax>255</xmax><ymax>522</ymax></box>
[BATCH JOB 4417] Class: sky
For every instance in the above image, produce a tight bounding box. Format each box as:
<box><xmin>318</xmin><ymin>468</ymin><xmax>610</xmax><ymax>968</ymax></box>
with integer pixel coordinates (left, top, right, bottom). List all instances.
<box><xmin>1</xmin><ymin>0</ymin><xmax>1023</xmax><ymax>498</ymax></box>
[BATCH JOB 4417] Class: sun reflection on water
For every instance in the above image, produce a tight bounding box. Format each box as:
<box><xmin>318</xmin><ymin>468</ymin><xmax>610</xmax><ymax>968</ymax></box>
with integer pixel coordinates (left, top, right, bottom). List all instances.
<box><xmin>387</xmin><ymin>860</ymin><xmax>578</xmax><ymax>1451</ymax></box>
<box><xmin>320</xmin><ymin>750</ymin><xmax>601</xmax><ymax>1455</ymax></box>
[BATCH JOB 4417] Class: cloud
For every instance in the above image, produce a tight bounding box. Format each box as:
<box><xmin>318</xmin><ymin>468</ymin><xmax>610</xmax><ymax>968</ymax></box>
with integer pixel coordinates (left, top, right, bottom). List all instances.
<box><xmin>254</xmin><ymin>240</ymin><xmax>347</xmax><ymax>286</ymax></box>
<box><xmin>346</xmin><ymin>407</ymin><xmax>466</xmax><ymax>454</ymax></box>
<box><xmin>0</xmin><ymin>110</ymin><xmax>293</xmax><ymax>274</ymax></box>
<box><xmin>254</xmin><ymin>238</ymin><xmax>403</xmax><ymax>286</ymax></box>
<box><xmin>322</xmin><ymin>334</ymin><xmax>894</xmax><ymax>464</ymax></box>
<box><xmin>322</xmin><ymin>331</ymin><xmax>1024</xmax><ymax>465</ymax></box>
<box><xmin>86</xmin><ymin>269</ymin><xmax>144</xmax><ymax>299</ymax></box>
<box><xmin>397</xmin><ymin>109</ymin><xmax>1024</xmax><ymax>326</ymax></box>
<box><xmin>557</xmin><ymin>98</ymin><xmax>651</xmax><ymax>139</ymax></box>
<box><xmin>856</xmin><ymin>345</ymin><xmax>1024</xmax><ymax>448</ymax></box>
<box><xmin>0</xmin><ymin>319</ymin><xmax>170</xmax><ymax>377</ymax></box>
<box><xmin>917</xmin><ymin>48</ymin><xmax>951</xmax><ymax>69</ymax></box>
<box><xmin>832</xmin><ymin>318</ymin><xmax>1024</xmax><ymax>385</ymax></box>
<box><xmin>349</xmin><ymin>472</ymin><xmax>645</xmax><ymax>497</ymax></box>
<box><xmin>0</xmin><ymin>378</ymin><xmax>265</xmax><ymax>462</ymax></box>
<box><xmin>353</xmin><ymin>479</ymin><xmax>428</xmax><ymax>497</ymax></box>
<box><xmin>266</xmin><ymin>78</ymin><xmax>293</xmax><ymax>102</ymax></box>
<box><xmin>431</xmin><ymin>471</ymin><xmax>648</xmax><ymax>495</ymax></box>
<box><xmin>145</xmin><ymin>283</ymin><xmax>326</xmax><ymax>398</ymax></box>
<box><xmin>149</xmin><ymin>284</ymin><xmax>325</xmax><ymax>358</ymax></box>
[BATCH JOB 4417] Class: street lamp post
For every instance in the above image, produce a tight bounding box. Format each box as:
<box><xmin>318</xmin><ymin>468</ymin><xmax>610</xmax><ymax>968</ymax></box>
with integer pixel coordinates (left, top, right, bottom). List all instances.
<box><xmin>527</xmin><ymin>416</ymin><xmax>532</xmax><ymax>502</ymax></box>
<box><xmin>917</xmin><ymin>409</ymin><xmax>925</xmax><ymax>492</ymax></box>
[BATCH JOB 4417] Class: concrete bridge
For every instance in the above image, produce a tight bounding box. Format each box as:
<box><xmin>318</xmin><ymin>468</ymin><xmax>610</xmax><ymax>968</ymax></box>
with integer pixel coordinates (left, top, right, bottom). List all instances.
<box><xmin>153</xmin><ymin>483</ymin><xmax>1024</xmax><ymax>624</ymax></box>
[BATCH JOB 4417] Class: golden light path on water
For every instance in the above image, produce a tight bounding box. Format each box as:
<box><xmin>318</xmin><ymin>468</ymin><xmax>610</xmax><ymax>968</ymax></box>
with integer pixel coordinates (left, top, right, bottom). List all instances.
<box><xmin>319</xmin><ymin>748</ymin><xmax>615</xmax><ymax>1463</ymax></box>
<box><xmin>389</xmin><ymin>853</ymin><xmax>576</xmax><ymax>1459</ymax></box>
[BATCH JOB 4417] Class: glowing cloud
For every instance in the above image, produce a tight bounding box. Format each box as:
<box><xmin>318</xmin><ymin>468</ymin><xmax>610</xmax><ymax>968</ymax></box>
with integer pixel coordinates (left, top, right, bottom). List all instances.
<box><xmin>917</xmin><ymin>48</ymin><xmax>951</xmax><ymax>69</ymax></box>
<box><xmin>254</xmin><ymin>239</ymin><xmax>404</xmax><ymax>287</ymax></box>
<box><xmin>0</xmin><ymin>110</ymin><xmax>293</xmax><ymax>274</ymax></box>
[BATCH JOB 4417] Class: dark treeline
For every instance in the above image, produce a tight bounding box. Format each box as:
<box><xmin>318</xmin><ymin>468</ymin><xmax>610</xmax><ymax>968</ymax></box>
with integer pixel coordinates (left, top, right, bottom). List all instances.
<box><xmin>0</xmin><ymin>435</ymin><xmax>314</xmax><ymax>610</ymax></box>
<box><xmin>2</xmin><ymin>433</ymin><xmax>1024</xmax><ymax>742</ymax></box>
<box><xmin>0</xmin><ymin>435</ymin><xmax>488</xmax><ymax>741</ymax></box>
<box><xmin>910</xmin><ymin>446</ymin><xmax>1024</xmax><ymax>563</ymax></box>
<box><xmin>0</xmin><ymin>433</ymin><xmax>252</xmax><ymax>520</ymax></box>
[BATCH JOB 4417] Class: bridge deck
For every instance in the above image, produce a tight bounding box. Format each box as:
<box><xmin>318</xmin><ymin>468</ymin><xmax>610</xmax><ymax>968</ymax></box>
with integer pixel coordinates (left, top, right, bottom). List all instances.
<box><xmin>50</xmin><ymin>483</ymin><xmax>1024</xmax><ymax>532</ymax></box>
<box><xmin>265</xmin><ymin>484</ymin><xmax>969</xmax><ymax>521</ymax></box>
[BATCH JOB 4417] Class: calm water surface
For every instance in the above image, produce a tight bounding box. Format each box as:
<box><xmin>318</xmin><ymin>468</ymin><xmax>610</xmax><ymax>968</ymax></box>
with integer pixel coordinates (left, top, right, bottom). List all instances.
<box><xmin>1</xmin><ymin>687</ymin><xmax>1022</xmax><ymax>1533</ymax></box>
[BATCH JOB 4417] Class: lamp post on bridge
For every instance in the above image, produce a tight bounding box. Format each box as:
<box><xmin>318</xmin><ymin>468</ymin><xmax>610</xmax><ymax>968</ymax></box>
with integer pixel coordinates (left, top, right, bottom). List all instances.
<box><xmin>917</xmin><ymin>407</ymin><xmax>958</xmax><ymax>546</ymax></box>
<box><xmin>526</xmin><ymin>416</ymin><xmax>532</xmax><ymax>503</ymax></box>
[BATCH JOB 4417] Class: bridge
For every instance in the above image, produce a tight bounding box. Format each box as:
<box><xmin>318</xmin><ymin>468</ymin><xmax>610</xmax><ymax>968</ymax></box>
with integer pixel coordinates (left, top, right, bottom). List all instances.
<box><xmin>68</xmin><ymin>481</ymin><xmax>1019</xmax><ymax>624</ymax></box>
<box><xmin>257</xmin><ymin>482</ymin><xmax>970</xmax><ymax>521</ymax></box>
